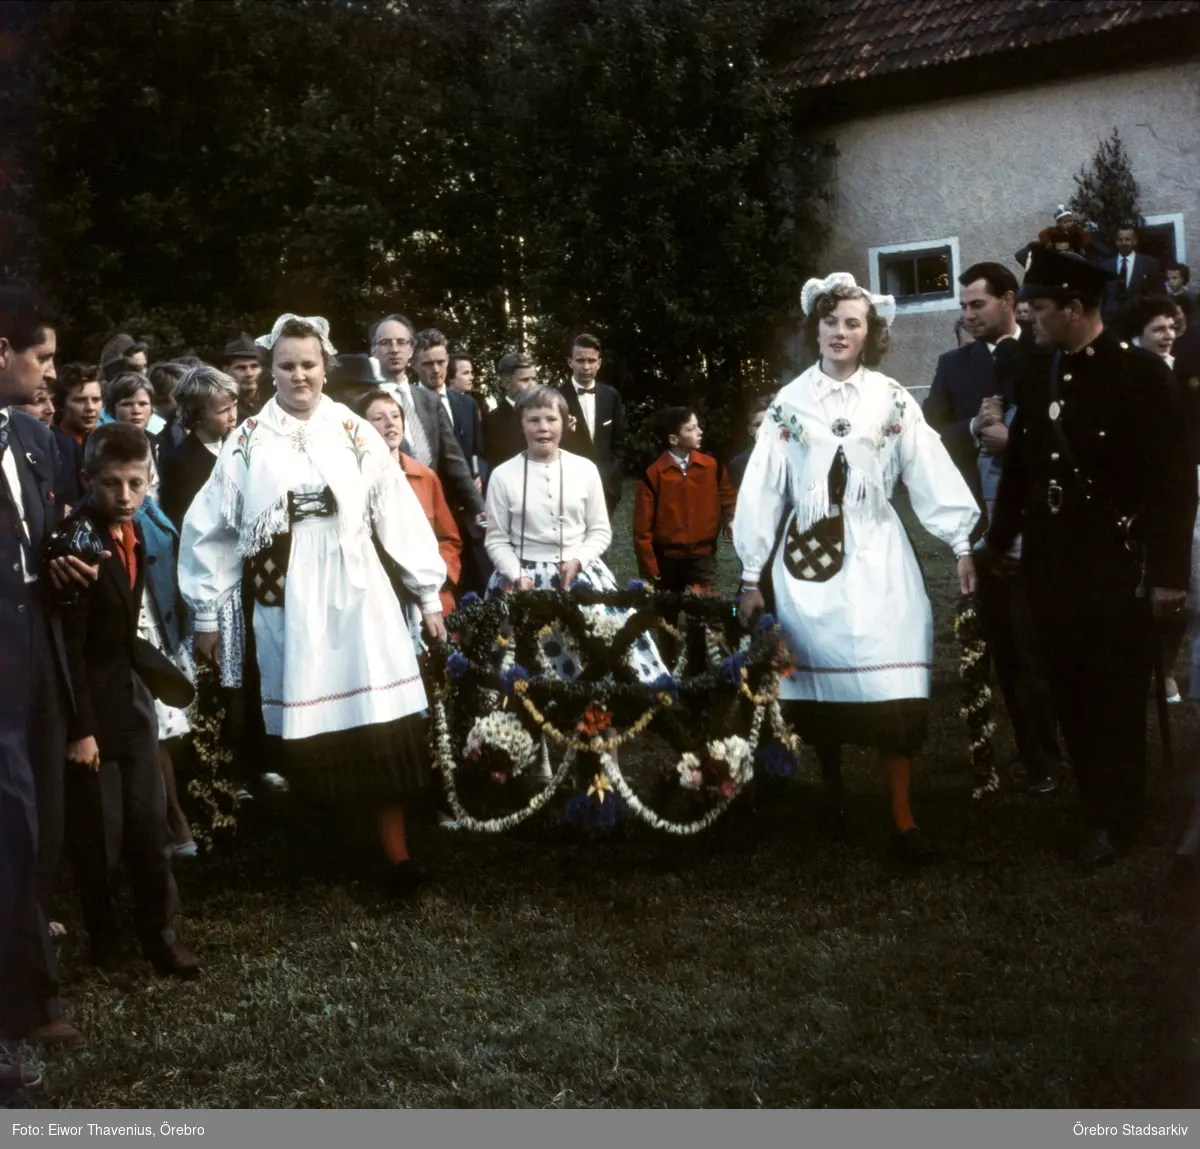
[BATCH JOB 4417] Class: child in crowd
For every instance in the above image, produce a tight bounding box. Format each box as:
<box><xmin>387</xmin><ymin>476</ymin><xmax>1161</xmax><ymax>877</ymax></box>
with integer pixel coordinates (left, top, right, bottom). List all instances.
<box><xmin>728</xmin><ymin>395</ymin><xmax>773</xmax><ymax>491</ymax></box>
<box><xmin>633</xmin><ymin>406</ymin><xmax>736</xmax><ymax>594</ymax></box>
<box><xmin>58</xmin><ymin>423</ymin><xmax>201</xmax><ymax>978</ymax></box>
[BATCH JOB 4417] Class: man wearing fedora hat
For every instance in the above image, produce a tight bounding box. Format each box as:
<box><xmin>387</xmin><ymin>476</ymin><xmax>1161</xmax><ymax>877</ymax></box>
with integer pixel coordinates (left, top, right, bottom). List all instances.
<box><xmin>985</xmin><ymin>248</ymin><xmax>1195</xmax><ymax>869</ymax></box>
<box><xmin>222</xmin><ymin>333</ymin><xmax>262</xmax><ymax>421</ymax></box>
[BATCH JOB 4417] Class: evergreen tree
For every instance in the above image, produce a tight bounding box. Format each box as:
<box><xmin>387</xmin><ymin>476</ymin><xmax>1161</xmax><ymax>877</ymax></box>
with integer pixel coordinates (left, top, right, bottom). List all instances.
<box><xmin>1068</xmin><ymin>128</ymin><xmax>1142</xmax><ymax>246</ymax></box>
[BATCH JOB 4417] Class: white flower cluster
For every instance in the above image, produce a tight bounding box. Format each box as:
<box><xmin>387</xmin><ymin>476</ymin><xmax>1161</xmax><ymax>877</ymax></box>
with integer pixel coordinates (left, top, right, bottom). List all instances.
<box><xmin>464</xmin><ymin>711</ymin><xmax>536</xmax><ymax>774</ymax></box>
<box><xmin>675</xmin><ymin>752</ymin><xmax>703</xmax><ymax>790</ymax></box>
<box><xmin>672</xmin><ymin>736</ymin><xmax>752</xmax><ymax>790</ymax></box>
<box><xmin>585</xmin><ymin>610</ymin><xmax>624</xmax><ymax>642</ymax></box>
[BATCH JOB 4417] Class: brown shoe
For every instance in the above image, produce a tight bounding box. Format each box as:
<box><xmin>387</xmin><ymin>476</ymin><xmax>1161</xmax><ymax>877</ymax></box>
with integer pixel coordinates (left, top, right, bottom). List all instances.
<box><xmin>30</xmin><ymin>1017</ymin><xmax>86</xmax><ymax>1049</ymax></box>
<box><xmin>0</xmin><ymin>1062</ymin><xmax>42</xmax><ymax>1091</ymax></box>
<box><xmin>150</xmin><ymin>940</ymin><xmax>203</xmax><ymax>980</ymax></box>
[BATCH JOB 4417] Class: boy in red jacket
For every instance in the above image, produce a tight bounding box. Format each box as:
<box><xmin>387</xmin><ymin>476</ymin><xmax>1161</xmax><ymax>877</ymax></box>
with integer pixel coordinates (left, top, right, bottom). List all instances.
<box><xmin>633</xmin><ymin>407</ymin><xmax>736</xmax><ymax>593</ymax></box>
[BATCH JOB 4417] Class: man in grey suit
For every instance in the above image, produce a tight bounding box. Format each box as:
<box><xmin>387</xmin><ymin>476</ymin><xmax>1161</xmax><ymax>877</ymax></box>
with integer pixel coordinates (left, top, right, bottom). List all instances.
<box><xmin>369</xmin><ymin>314</ymin><xmax>485</xmax><ymax>520</ymax></box>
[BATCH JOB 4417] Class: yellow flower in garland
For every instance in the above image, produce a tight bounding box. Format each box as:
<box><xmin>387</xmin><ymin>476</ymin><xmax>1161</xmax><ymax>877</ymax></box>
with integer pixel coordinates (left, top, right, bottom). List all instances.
<box><xmin>587</xmin><ymin>773</ymin><xmax>613</xmax><ymax>803</ymax></box>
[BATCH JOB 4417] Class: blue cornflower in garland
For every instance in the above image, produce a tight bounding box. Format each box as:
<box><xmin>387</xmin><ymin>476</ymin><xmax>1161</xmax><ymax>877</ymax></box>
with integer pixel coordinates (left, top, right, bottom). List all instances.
<box><xmin>501</xmin><ymin>664</ymin><xmax>531</xmax><ymax>694</ymax></box>
<box><xmin>459</xmin><ymin>591</ymin><xmax>481</xmax><ymax>607</ymax></box>
<box><xmin>649</xmin><ymin>672</ymin><xmax>679</xmax><ymax>706</ymax></box>
<box><xmin>565</xmin><ymin>779</ymin><xmax>626</xmax><ymax>833</ymax></box>
<box><xmin>721</xmin><ymin>651</ymin><xmax>746</xmax><ymax>685</ymax></box>
<box><xmin>626</xmin><ymin>579</ymin><xmax>649</xmax><ymax>594</ymax></box>
<box><xmin>446</xmin><ymin>651</ymin><xmax>471</xmax><ymax>680</ymax></box>
<box><xmin>755</xmin><ymin>741</ymin><xmax>797</xmax><ymax>779</ymax></box>
<box><xmin>757</xmin><ymin>613</ymin><xmax>777</xmax><ymax>630</ymax></box>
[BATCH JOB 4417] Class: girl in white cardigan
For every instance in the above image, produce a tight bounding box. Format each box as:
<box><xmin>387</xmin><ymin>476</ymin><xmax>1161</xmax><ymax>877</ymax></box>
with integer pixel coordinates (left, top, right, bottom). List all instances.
<box><xmin>485</xmin><ymin>386</ymin><xmax>666</xmax><ymax>687</ymax></box>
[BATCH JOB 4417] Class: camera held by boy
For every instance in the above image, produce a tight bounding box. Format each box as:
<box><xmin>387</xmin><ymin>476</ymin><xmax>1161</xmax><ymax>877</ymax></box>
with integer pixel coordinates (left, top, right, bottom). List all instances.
<box><xmin>632</xmin><ymin>407</ymin><xmax>736</xmax><ymax>594</ymax></box>
<box><xmin>53</xmin><ymin>423</ymin><xmax>201</xmax><ymax>979</ymax></box>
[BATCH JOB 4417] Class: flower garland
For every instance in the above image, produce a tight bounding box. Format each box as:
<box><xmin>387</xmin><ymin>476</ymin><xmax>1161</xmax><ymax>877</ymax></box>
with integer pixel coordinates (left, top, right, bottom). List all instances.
<box><xmin>599</xmin><ymin>696</ymin><xmax>771</xmax><ymax>836</ymax></box>
<box><xmin>431</xmin><ymin>589</ymin><xmax>803</xmax><ymax>835</ymax></box>
<box><xmin>953</xmin><ymin>596</ymin><xmax>998</xmax><ymax>798</ymax></box>
<box><xmin>184</xmin><ymin>664</ymin><xmax>242</xmax><ymax>850</ymax></box>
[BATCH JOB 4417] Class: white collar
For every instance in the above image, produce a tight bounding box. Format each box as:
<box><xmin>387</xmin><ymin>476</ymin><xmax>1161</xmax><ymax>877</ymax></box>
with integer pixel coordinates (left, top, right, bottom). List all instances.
<box><xmin>811</xmin><ymin>366</ymin><xmax>864</xmax><ymax>398</ymax></box>
<box><xmin>986</xmin><ymin>326</ymin><xmax>1021</xmax><ymax>353</ymax></box>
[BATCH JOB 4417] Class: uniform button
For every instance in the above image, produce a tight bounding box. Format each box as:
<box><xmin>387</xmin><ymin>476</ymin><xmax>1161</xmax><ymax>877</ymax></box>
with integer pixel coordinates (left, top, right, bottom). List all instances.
<box><xmin>1085</xmin><ymin>347</ymin><xmax>1095</xmax><ymax>356</ymax></box>
<box><xmin>1098</xmin><ymin>430</ymin><xmax>1106</xmax><ymax>437</ymax></box>
<box><xmin>12</xmin><ymin>562</ymin><xmax>19</xmax><ymax>572</ymax></box>
<box><xmin>16</xmin><ymin>604</ymin><xmax>25</xmax><ymax>613</ymax></box>
<box><xmin>1062</xmin><ymin>373</ymin><xmax>1072</xmax><ymax>382</ymax></box>
<box><xmin>1050</xmin><ymin>452</ymin><xmax>1060</xmax><ymax>461</ymax></box>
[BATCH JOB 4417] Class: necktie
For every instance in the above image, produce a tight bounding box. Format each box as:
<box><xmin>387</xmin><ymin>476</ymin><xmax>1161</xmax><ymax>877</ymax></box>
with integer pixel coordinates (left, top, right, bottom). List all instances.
<box><xmin>397</xmin><ymin>384</ymin><xmax>433</xmax><ymax>467</ymax></box>
<box><xmin>1120</xmin><ymin>256</ymin><xmax>1129</xmax><ymax>288</ymax></box>
<box><xmin>110</xmin><ymin>521</ymin><xmax>137</xmax><ymax>589</ymax></box>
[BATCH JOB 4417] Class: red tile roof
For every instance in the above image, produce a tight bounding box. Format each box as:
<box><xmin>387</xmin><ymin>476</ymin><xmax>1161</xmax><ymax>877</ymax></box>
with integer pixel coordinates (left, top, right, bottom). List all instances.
<box><xmin>777</xmin><ymin>0</ymin><xmax>1199</xmax><ymax>91</ymax></box>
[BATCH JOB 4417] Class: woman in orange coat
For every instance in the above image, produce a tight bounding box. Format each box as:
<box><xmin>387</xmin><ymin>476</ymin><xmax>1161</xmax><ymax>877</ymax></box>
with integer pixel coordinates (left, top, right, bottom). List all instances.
<box><xmin>357</xmin><ymin>391</ymin><xmax>462</xmax><ymax>613</ymax></box>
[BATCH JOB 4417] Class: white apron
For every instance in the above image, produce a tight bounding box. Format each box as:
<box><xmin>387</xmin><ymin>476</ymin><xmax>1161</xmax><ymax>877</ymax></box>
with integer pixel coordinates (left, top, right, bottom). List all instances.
<box><xmin>179</xmin><ymin>396</ymin><xmax>447</xmax><ymax>741</ymax></box>
<box><xmin>733</xmin><ymin>365</ymin><xmax>978</xmax><ymax>705</ymax></box>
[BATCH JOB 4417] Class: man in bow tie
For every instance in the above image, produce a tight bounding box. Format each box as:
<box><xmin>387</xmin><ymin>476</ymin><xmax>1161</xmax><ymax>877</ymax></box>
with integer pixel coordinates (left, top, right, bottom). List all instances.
<box><xmin>557</xmin><ymin>333</ymin><xmax>626</xmax><ymax>512</ymax></box>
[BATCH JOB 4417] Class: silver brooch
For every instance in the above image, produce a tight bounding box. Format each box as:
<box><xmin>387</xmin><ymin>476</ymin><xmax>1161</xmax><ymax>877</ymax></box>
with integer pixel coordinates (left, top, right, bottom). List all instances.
<box><xmin>831</xmin><ymin>417</ymin><xmax>851</xmax><ymax>438</ymax></box>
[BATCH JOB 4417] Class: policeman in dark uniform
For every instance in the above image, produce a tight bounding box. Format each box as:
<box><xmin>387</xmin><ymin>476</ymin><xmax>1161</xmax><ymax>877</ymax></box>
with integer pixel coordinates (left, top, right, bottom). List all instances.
<box><xmin>985</xmin><ymin>249</ymin><xmax>1196</xmax><ymax>869</ymax></box>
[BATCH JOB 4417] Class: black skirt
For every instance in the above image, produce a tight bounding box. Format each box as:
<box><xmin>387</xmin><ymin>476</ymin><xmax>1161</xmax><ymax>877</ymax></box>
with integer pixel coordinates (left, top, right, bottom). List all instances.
<box><xmin>269</xmin><ymin>713</ymin><xmax>432</xmax><ymax>804</ymax></box>
<box><xmin>781</xmin><ymin>698</ymin><xmax>929</xmax><ymax>755</ymax></box>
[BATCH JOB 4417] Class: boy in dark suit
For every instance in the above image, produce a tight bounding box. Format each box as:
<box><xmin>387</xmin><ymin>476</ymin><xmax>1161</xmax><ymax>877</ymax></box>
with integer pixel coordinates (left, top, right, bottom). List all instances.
<box><xmin>558</xmin><ymin>334</ymin><xmax>626</xmax><ymax>512</ymax></box>
<box><xmin>60</xmin><ymin>423</ymin><xmax>200</xmax><ymax>978</ymax></box>
<box><xmin>483</xmin><ymin>351</ymin><xmax>538</xmax><ymax>473</ymax></box>
<box><xmin>633</xmin><ymin>407</ymin><xmax>735</xmax><ymax>593</ymax></box>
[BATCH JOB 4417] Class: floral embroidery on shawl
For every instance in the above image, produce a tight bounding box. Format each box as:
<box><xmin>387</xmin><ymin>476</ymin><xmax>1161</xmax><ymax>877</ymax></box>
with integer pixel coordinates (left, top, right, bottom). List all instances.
<box><xmin>342</xmin><ymin>420</ymin><xmax>370</xmax><ymax>471</ymax></box>
<box><xmin>232</xmin><ymin>418</ymin><xmax>258</xmax><ymax>469</ymax></box>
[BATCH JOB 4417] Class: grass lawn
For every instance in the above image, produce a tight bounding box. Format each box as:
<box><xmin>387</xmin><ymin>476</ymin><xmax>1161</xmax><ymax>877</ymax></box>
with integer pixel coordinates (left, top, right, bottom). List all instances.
<box><xmin>32</xmin><ymin>483</ymin><xmax>1200</xmax><ymax>1108</ymax></box>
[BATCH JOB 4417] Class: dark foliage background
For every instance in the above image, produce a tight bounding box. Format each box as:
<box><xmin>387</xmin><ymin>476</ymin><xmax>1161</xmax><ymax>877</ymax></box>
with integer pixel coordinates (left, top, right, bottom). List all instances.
<box><xmin>5</xmin><ymin>0</ymin><xmax>826</xmax><ymax>461</ymax></box>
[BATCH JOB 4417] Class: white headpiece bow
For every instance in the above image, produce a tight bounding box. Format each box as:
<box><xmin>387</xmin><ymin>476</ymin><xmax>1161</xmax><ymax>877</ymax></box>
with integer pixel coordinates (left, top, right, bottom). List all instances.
<box><xmin>255</xmin><ymin>314</ymin><xmax>338</xmax><ymax>357</ymax></box>
<box><xmin>800</xmin><ymin>272</ymin><xmax>896</xmax><ymax>328</ymax></box>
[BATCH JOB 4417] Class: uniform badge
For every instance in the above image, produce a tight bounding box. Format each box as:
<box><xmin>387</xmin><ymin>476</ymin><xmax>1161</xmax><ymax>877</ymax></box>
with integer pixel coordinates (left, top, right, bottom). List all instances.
<box><xmin>1049</xmin><ymin>401</ymin><xmax>1062</xmax><ymax>421</ymax></box>
<box><xmin>831</xmin><ymin>417</ymin><xmax>851</xmax><ymax>438</ymax></box>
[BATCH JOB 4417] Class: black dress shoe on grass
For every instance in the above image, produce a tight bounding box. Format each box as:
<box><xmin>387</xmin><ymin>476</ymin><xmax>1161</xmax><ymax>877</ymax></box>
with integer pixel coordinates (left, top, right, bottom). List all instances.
<box><xmin>1077</xmin><ymin>830</ymin><xmax>1117</xmax><ymax>870</ymax></box>
<box><xmin>892</xmin><ymin>827</ymin><xmax>938</xmax><ymax>864</ymax></box>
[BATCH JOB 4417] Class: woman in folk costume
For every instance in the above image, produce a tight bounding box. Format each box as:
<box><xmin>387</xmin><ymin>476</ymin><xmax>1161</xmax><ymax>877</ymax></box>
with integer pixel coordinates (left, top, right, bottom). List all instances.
<box><xmin>734</xmin><ymin>274</ymin><xmax>979</xmax><ymax>861</ymax></box>
<box><xmin>181</xmin><ymin>315</ymin><xmax>447</xmax><ymax>892</ymax></box>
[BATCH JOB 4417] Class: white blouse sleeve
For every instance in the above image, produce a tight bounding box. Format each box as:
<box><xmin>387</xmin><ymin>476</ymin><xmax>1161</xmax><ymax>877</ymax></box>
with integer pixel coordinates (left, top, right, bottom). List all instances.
<box><xmin>566</xmin><ymin>459</ymin><xmax>612</xmax><ymax>567</ymax></box>
<box><xmin>485</xmin><ymin>465</ymin><xmax>522</xmax><ymax>582</ymax></box>
<box><xmin>371</xmin><ymin>454</ymin><xmax>448</xmax><ymax>616</ymax></box>
<box><xmin>732</xmin><ymin>425</ymin><xmax>790</xmax><ymax>583</ymax></box>
<box><xmin>178</xmin><ymin>470</ymin><xmax>243</xmax><ymax>634</ymax></box>
<box><xmin>897</xmin><ymin>406</ymin><xmax>980</xmax><ymax>554</ymax></box>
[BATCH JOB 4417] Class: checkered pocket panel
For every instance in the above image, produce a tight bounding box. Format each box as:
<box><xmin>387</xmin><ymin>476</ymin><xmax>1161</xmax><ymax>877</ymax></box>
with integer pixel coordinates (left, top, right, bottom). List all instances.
<box><xmin>782</xmin><ymin>508</ymin><xmax>844</xmax><ymax>583</ymax></box>
<box><xmin>247</xmin><ymin>533</ymin><xmax>291</xmax><ymax>607</ymax></box>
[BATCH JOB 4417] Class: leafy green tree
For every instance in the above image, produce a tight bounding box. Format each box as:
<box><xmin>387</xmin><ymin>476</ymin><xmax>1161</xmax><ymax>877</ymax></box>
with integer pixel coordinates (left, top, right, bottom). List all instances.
<box><xmin>24</xmin><ymin>0</ymin><xmax>824</xmax><ymax>456</ymax></box>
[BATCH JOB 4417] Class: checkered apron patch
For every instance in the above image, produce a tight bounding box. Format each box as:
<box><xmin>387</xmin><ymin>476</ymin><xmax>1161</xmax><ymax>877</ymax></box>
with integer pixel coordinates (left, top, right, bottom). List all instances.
<box><xmin>783</xmin><ymin>507</ymin><xmax>844</xmax><ymax>583</ymax></box>
<box><xmin>782</xmin><ymin>446</ymin><xmax>847</xmax><ymax>584</ymax></box>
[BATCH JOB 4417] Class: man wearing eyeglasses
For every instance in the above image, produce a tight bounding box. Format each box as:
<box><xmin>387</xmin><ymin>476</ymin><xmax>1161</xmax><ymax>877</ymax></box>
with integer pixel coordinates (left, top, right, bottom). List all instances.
<box><xmin>369</xmin><ymin>314</ymin><xmax>485</xmax><ymax>522</ymax></box>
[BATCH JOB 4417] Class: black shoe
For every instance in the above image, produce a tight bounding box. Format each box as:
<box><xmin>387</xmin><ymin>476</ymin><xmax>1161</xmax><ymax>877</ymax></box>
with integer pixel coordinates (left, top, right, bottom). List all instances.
<box><xmin>385</xmin><ymin>859</ymin><xmax>426</xmax><ymax>899</ymax></box>
<box><xmin>821</xmin><ymin>794</ymin><xmax>847</xmax><ymax>840</ymax></box>
<box><xmin>892</xmin><ymin>827</ymin><xmax>938</xmax><ymax>864</ymax></box>
<box><xmin>1168</xmin><ymin>853</ymin><xmax>1198</xmax><ymax>889</ymax></box>
<box><xmin>1077</xmin><ymin>830</ymin><xmax>1117</xmax><ymax>870</ymax></box>
<box><xmin>1025</xmin><ymin>775</ymin><xmax>1057</xmax><ymax>796</ymax></box>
